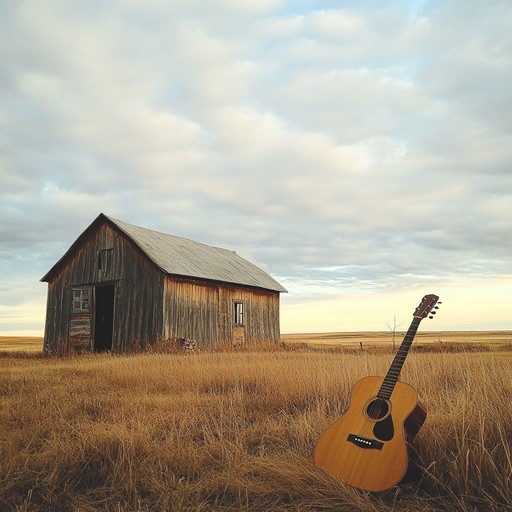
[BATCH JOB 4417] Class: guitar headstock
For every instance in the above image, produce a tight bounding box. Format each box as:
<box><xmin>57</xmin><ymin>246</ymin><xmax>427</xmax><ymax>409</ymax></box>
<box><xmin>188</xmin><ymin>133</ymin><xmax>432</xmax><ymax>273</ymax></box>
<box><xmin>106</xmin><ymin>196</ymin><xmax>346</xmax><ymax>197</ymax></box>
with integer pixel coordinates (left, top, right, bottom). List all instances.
<box><xmin>413</xmin><ymin>294</ymin><xmax>441</xmax><ymax>319</ymax></box>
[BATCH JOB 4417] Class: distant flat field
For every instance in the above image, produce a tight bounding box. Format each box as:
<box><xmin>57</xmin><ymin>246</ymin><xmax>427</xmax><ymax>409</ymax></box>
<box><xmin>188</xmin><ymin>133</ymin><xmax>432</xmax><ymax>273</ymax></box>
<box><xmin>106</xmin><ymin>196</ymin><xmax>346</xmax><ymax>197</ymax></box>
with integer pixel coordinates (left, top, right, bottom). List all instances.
<box><xmin>281</xmin><ymin>330</ymin><xmax>512</xmax><ymax>348</ymax></box>
<box><xmin>1</xmin><ymin>332</ymin><xmax>512</xmax><ymax>352</ymax></box>
<box><xmin>0</xmin><ymin>337</ymin><xmax>43</xmax><ymax>352</ymax></box>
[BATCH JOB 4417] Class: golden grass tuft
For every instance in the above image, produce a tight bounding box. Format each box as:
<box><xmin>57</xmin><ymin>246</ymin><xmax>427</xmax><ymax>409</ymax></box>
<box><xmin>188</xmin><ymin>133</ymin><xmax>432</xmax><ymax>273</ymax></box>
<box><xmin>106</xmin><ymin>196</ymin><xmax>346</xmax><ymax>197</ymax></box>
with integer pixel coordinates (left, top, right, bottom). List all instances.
<box><xmin>1</xmin><ymin>342</ymin><xmax>511</xmax><ymax>511</ymax></box>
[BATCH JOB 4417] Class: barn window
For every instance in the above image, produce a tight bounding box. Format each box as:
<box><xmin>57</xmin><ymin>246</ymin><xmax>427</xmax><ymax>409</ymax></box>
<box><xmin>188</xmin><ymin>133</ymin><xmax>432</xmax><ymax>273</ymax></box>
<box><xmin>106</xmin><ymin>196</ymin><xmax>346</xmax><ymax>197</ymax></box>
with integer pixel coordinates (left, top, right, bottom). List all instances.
<box><xmin>97</xmin><ymin>249</ymin><xmax>113</xmax><ymax>271</ymax></box>
<box><xmin>233</xmin><ymin>301</ymin><xmax>245</xmax><ymax>326</ymax></box>
<box><xmin>72</xmin><ymin>288</ymin><xmax>89</xmax><ymax>312</ymax></box>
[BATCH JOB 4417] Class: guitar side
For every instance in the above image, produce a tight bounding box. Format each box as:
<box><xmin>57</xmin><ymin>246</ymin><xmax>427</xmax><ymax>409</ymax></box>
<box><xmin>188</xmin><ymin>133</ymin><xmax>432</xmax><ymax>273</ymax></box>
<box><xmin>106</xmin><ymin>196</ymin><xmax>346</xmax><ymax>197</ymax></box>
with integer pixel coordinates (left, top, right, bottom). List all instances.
<box><xmin>314</xmin><ymin>376</ymin><xmax>426</xmax><ymax>492</ymax></box>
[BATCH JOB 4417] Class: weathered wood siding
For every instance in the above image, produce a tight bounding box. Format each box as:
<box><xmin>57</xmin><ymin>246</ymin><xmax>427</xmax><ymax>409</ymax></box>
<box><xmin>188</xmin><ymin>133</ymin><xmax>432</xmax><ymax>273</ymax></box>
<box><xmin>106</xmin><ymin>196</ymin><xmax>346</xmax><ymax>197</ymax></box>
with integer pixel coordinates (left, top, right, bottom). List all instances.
<box><xmin>44</xmin><ymin>224</ymin><xmax>164</xmax><ymax>353</ymax></box>
<box><xmin>162</xmin><ymin>278</ymin><xmax>219</xmax><ymax>342</ymax></box>
<box><xmin>43</xmin><ymin>281</ymin><xmax>71</xmax><ymax>353</ymax></box>
<box><xmin>218</xmin><ymin>285</ymin><xmax>281</xmax><ymax>344</ymax></box>
<box><xmin>69</xmin><ymin>312</ymin><xmax>91</xmax><ymax>349</ymax></box>
<box><xmin>162</xmin><ymin>277</ymin><xmax>280</xmax><ymax>345</ymax></box>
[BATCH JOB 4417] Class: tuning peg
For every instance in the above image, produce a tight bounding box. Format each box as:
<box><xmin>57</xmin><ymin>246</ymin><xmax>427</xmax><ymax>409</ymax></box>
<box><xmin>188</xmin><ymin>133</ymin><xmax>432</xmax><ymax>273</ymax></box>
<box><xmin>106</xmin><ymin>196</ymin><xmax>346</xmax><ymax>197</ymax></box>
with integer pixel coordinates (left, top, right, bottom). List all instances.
<box><xmin>429</xmin><ymin>315</ymin><xmax>434</xmax><ymax>319</ymax></box>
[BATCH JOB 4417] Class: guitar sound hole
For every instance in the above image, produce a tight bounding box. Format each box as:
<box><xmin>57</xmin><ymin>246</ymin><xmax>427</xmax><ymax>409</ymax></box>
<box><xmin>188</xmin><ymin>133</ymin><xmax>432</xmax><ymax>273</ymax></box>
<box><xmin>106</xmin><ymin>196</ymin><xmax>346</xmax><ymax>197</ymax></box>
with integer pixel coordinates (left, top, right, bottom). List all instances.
<box><xmin>366</xmin><ymin>398</ymin><xmax>390</xmax><ymax>420</ymax></box>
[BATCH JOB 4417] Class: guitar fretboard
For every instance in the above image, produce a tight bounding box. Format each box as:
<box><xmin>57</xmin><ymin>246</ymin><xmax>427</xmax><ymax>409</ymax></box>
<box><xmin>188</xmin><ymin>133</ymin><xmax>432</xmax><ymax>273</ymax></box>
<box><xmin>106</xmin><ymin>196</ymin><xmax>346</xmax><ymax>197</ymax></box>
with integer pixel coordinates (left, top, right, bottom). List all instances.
<box><xmin>377</xmin><ymin>316</ymin><xmax>422</xmax><ymax>400</ymax></box>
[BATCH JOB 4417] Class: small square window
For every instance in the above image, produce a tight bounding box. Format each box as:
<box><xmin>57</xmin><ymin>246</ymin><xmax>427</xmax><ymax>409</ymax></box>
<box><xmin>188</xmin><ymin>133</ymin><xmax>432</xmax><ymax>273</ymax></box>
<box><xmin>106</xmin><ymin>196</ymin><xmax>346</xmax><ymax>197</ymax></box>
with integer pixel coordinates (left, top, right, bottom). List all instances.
<box><xmin>233</xmin><ymin>301</ymin><xmax>245</xmax><ymax>326</ymax></box>
<box><xmin>72</xmin><ymin>288</ymin><xmax>89</xmax><ymax>311</ymax></box>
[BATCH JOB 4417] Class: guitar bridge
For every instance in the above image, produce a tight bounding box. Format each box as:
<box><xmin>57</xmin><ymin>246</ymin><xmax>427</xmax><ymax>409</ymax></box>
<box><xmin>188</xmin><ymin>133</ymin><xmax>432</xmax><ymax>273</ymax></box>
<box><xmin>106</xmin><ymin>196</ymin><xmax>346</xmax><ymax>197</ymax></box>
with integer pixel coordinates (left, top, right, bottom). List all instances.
<box><xmin>347</xmin><ymin>433</ymin><xmax>384</xmax><ymax>450</ymax></box>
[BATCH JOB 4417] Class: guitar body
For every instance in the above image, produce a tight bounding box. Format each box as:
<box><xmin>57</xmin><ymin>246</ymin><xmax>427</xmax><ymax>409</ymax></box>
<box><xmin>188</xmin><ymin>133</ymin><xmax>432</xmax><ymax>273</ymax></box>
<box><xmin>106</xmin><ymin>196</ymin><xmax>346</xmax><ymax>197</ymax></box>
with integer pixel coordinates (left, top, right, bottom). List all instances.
<box><xmin>314</xmin><ymin>376</ymin><xmax>426</xmax><ymax>492</ymax></box>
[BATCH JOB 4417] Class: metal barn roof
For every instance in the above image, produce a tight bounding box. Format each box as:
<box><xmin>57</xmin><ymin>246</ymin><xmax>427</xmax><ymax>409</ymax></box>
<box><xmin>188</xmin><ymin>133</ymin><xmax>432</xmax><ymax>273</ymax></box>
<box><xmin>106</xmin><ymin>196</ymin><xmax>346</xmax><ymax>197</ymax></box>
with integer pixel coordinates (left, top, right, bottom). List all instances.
<box><xmin>42</xmin><ymin>214</ymin><xmax>287</xmax><ymax>293</ymax></box>
<box><xmin>109</xmin><ymin>216</ymin><xmax>287</xmax><ymax>292</ymax></box>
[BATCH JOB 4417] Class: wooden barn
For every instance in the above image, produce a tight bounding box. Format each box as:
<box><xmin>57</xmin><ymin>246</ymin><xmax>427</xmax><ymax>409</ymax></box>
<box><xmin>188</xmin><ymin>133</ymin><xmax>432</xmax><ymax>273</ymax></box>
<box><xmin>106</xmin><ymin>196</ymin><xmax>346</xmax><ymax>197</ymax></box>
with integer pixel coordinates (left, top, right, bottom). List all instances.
<box><xmin>41</xmin><ymin>213</ymin><xmax>287</xmax><ymax>353</ymax></box>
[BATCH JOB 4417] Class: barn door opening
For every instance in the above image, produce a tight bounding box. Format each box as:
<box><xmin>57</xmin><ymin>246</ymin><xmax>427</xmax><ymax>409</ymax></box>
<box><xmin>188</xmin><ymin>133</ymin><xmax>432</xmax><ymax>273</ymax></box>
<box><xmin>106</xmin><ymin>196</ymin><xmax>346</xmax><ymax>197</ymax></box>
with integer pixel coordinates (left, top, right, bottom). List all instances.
<box><xmin>94</xmin><ymin>284</ymin><xmax>114</xmax><ymax>352</ymax></box>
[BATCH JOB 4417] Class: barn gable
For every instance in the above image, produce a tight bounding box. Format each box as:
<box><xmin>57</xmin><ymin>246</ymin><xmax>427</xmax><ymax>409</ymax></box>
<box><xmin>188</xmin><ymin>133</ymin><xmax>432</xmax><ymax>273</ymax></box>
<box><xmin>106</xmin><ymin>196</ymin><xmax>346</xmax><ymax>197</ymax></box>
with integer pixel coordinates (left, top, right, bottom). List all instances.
<box><xmin>41</xmin><ymin>214</ymin><xmax>286</xmax><ymax>353</ymax></box>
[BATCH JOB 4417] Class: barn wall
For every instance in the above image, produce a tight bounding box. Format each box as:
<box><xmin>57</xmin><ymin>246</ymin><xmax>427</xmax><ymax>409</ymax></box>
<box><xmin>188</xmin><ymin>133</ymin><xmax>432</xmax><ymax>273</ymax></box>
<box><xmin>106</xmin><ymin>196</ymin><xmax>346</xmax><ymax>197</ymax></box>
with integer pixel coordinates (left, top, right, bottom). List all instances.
<box><xmin>162</xmin><ymin>277</ymin><xmax>281</xmax><ymax>345</ymax></box>
<box><xmin>218</xmin><ymin>286</ymin><xmax>281</xmax><ymax>344</ymax></box>
<box><xmin>43</xmin><ymin>223</ymin><xmax>164</xmax><ymax>353</ymax></box>
<box><xmin>43</xmin><ymin>280</ymin><xmax>70</xmax><ymax>353</ymax></box>
<box><xmin>162</xmin><ymin>278</ymin><xmax>219</xmax><ymax>343</ymax></box>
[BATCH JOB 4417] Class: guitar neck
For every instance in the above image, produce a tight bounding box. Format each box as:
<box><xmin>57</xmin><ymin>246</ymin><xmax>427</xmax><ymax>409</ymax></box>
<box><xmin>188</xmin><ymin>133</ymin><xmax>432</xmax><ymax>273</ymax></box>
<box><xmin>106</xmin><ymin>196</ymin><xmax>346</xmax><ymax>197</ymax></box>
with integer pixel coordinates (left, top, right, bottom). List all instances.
<box><xmin>377</xmin><ymin>316</ymin><xmax>422</xmax><ymax>400</ymax></box>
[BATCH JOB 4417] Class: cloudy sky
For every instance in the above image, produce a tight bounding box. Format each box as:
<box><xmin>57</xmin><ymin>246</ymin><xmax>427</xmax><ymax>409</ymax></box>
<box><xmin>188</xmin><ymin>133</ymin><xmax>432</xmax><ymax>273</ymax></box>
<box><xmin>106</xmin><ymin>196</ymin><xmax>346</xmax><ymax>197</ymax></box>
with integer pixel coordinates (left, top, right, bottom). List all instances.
<box><xmin>1</xmin><ymin>0</ymin><xmax>511</xmax><ymax>335</ymax></box>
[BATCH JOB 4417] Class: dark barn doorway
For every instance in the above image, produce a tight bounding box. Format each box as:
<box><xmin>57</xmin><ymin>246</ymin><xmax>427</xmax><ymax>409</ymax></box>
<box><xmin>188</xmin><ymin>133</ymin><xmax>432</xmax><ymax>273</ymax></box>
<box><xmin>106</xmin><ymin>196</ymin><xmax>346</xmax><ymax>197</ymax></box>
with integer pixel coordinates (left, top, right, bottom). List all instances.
<box><xmin>94</xmin><ymin>284</ymin><xmax>114</xmax><ymax>352</ymax></box>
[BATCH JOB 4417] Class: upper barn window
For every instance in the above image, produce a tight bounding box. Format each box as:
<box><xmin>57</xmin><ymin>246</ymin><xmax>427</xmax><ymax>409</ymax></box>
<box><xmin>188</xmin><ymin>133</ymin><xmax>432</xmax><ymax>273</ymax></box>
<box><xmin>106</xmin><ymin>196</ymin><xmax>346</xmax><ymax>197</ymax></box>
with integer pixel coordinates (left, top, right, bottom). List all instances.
<box><xmin>233</xmin><ymin>300</ymin><xmax>245</xmax><ymax>326</ymax></box>
<box><xmin>72</xmin><ymin>288</ymin><xmax>89</xmax><ymax>312</ymax></box>
<box><xmin>97</xmin><ymin>249</ymin><xmax>113</xmax><ymax>271</ymax></box>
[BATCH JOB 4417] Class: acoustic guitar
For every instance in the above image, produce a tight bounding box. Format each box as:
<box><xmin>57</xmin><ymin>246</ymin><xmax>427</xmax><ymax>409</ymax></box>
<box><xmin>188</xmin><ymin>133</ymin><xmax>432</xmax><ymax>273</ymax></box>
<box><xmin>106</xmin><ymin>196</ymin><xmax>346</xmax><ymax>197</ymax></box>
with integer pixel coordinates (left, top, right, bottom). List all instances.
<box><xmin>314</xmin><ymin>294</ymin><xmax>440</xmax><ymax>492</ymax></box>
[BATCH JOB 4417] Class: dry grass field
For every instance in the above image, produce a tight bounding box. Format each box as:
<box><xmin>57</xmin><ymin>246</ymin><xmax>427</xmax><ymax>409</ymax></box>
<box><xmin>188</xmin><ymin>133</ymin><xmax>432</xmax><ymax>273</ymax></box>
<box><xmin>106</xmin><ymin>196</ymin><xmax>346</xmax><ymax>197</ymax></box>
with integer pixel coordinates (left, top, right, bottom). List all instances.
<box><xmin>1</xmin><ymin>334</ymin><xmax>511</xmax><ymax>511</ymax></box>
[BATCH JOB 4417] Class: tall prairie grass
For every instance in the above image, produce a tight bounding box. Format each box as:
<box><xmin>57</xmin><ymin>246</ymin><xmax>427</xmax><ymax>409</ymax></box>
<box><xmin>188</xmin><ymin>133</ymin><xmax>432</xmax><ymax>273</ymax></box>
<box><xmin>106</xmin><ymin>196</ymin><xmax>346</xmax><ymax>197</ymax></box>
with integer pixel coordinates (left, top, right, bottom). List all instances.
<box><xmin>1</xmin><ymin>345</ymin><xmax>511</xmax><ymax>511</ymax></box>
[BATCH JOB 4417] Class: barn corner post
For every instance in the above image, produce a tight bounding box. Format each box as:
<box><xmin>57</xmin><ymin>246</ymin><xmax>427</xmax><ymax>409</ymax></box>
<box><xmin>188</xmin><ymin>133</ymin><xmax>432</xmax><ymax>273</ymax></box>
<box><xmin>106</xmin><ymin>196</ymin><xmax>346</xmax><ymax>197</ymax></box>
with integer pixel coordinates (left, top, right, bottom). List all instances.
<box><xmin>41</xmin><ymin>281</ymin><xmax>54</xmax><ymax>354</ymax></box>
